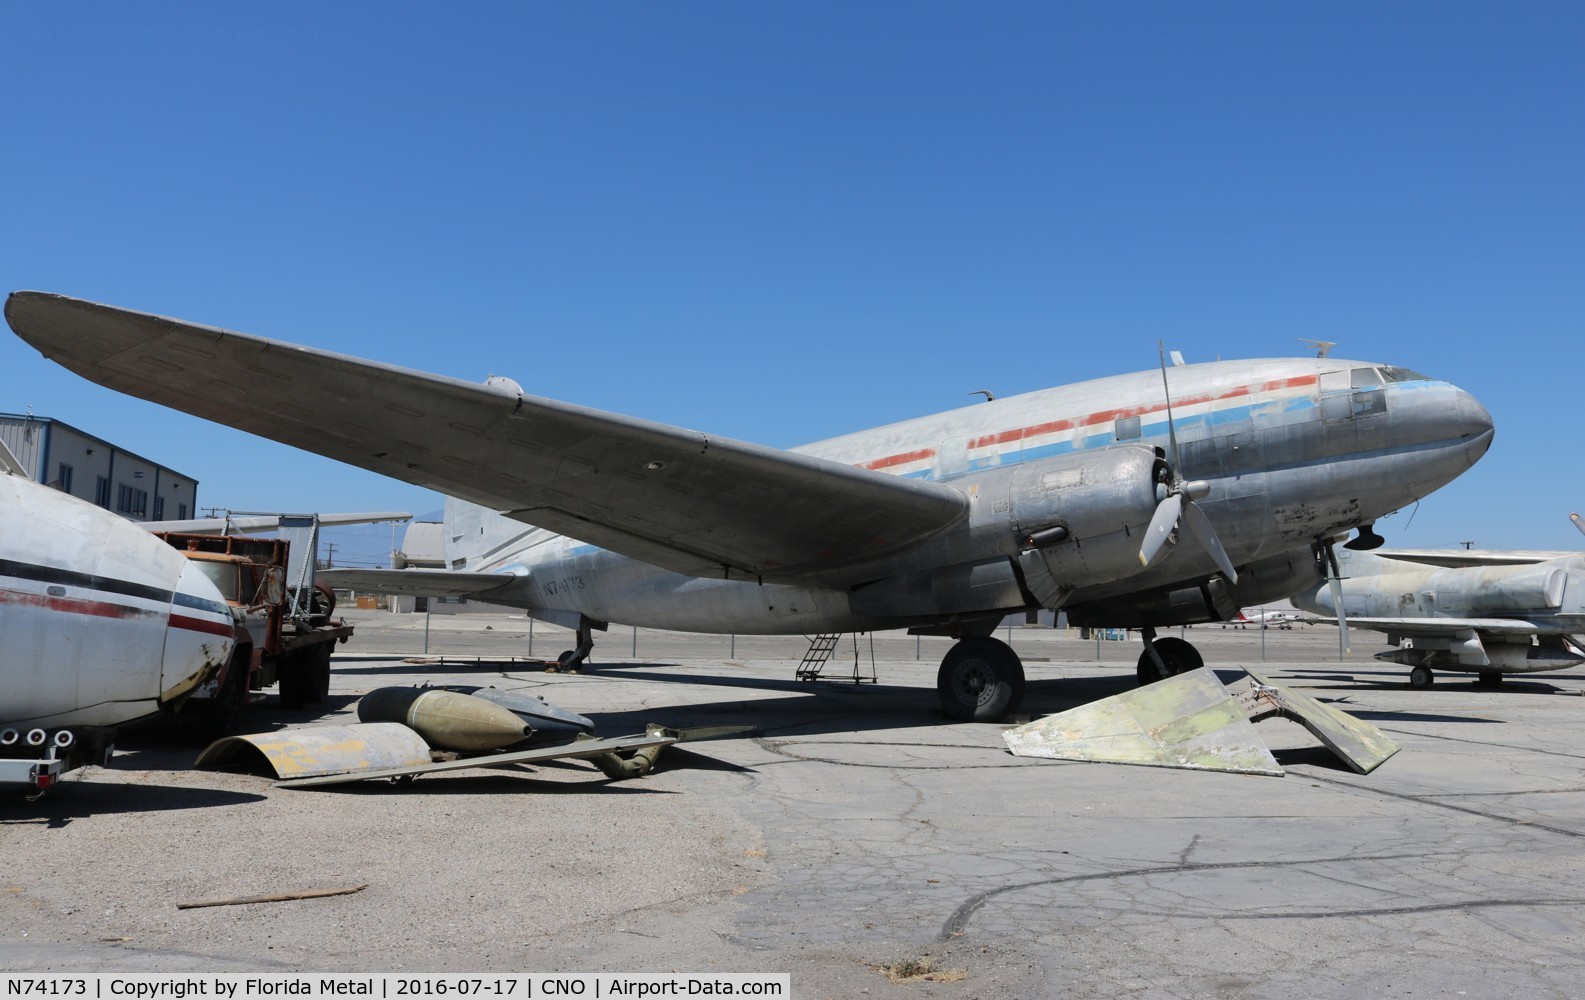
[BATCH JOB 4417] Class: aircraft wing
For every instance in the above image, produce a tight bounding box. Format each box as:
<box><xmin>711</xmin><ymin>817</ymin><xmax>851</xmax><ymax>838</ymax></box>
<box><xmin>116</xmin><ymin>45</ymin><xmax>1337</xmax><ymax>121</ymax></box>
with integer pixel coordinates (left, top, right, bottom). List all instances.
<box><xmin>318</xmin><ymin>567</ymin><xmax>523</xmax><ymax>599</ymax></box>
<box><xmin>1374</xmin><ymin>548</ymin><xmax>1572</xmax><ymax>568</ymax></box>
<box><xmin>7</xmin><ymin>293</ymin><xmax>970</xmax><ymax>582</ymax></box>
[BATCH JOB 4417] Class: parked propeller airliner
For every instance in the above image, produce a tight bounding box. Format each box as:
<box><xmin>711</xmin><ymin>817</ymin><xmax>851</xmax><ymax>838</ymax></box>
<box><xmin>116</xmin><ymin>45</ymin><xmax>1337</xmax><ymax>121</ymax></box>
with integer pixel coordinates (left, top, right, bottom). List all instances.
<box><xmin>6</xmin><ymin>293</ymin><xmax>1494</xmax><ymax>721</ymax></box>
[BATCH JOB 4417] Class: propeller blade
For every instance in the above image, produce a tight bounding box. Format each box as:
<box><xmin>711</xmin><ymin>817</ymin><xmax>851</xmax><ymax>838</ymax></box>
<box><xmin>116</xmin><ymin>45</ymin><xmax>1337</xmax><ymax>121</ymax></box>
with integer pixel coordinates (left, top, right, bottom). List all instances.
<box><xmin>1139</xmin><ymin>493</ymin><xmax>1183</xmax><ymax>569</ymax></box>
<box><xmin>1572</xmin><ymin>512</ymin><xmax>1584</xmax><ymax>539</ymax></box>
<box><xmin>1182</xmin><ymin>500</ymin><xmax>1239</xmax><ymax>584</ymax></box>
<box><xmin>1324</xmin><ymin>543</ymin><xmax>1351</xmax><ymax>655</ymax></box>
<box><xmin>1157</xmin><ymin>341</ymin><xmax>1182</xmax><ymax>471</ymax></box>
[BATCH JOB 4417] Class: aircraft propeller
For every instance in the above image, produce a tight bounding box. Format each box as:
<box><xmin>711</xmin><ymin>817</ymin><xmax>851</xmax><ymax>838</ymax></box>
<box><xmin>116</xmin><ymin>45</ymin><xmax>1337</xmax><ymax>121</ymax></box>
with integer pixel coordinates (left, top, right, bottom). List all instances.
<box><xmin>1138</xmin><ymin>345</ymin><xmax>1240</xmax><ymax>585</ymax></box>
<box><xmin>1314</xmin><ymin>536</ymin><xmax>1352</xmax><ymax>655</ymax></box>
<box><xmin>1571</xmin><ymin>512</ymin><xmax>1584</xmax><ymax>539</ymax></box>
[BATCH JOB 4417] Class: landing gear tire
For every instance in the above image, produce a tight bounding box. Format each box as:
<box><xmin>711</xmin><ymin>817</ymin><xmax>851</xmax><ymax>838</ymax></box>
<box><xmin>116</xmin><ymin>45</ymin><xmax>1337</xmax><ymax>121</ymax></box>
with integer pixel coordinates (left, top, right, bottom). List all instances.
<box><xmin>1476</xmin><ymin>670</ymin><xmax>1503</xmax><ymax>687</ymax></box>
<box><xmin>553</xmin><ymin>649</ymin><xmax>584</xmax><ymax>673</ymax></box>
<box><xmin>1410</xmin><ymin>665</ymin><xmax>1434</xmax><ymax>689</ymax></box>
<box><xmin>937</xmin><ymin>637</ymin><xmax>1025</xmax><ymax>722</ymax></box>
<box><xmin>1136</xmin><ymin>636</ymin><xmax>1204</xmax><ymax>685</ymax></box>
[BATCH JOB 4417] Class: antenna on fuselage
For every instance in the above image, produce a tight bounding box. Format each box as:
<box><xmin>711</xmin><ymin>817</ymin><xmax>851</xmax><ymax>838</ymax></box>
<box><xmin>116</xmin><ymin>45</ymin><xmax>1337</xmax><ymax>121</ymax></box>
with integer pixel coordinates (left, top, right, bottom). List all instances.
<box><xmin>1298</xmin><ymin>338</ymin><xmax>1336</xmax><ymax>359</ymax></box>
<box><xmin>969</xmin><ymin>389</ymin><xmax>995</xmax><ymax>402</ymax></box>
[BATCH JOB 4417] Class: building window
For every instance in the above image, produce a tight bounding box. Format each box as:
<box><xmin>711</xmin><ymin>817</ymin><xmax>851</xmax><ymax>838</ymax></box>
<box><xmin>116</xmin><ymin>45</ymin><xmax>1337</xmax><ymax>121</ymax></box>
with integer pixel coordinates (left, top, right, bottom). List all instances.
<box><xmin>154</xmin><ymin>496</ymin><xmax>165</xmax><ymax>520</ymax></box>
<box><xmin>55</xmin><ymin>463</ymin><xmax>73</xmax><ymax>492</ymax></box>
<box><xmin>95</xmin><ymin>476</ymin><xmax>111</xmax><ymax>507</ymax></box>
<box><xmin>116</xmin><ymin>485</ymin><xmax>149</xmax><ymax>517</ymax></box>
<box><xmin>178</xmin><ymin>503</ymin><xmax>188</xmax><ymax>520</ymax></box>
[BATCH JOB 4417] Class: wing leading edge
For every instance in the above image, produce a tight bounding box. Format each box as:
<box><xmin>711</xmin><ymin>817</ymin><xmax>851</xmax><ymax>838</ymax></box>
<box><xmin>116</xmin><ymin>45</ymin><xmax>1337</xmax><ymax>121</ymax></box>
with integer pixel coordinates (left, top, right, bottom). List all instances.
<box><xmin>6</xmin><ymin>292</ymin><xmax>970</xmax><ymax>583</ymax></box>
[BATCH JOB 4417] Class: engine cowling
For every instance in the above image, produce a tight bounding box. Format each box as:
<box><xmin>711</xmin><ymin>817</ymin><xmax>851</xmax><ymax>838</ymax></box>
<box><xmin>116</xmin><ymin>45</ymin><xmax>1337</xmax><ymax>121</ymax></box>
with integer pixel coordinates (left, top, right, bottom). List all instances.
<box><xmin>1012</xmin><ymin>445</ymin><xmax>1169</xmax><ymax>603</ymax></box>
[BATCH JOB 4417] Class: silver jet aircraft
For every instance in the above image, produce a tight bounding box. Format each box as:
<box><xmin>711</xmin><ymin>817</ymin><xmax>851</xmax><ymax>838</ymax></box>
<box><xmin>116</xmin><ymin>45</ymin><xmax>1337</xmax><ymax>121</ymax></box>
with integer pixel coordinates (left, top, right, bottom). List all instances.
<box><xmin>6</xmin><ymin>292</ymin><xmax>1494</xmax><ymax>720</ymax></box>
<box><xmin>1293</xmin><ymin>522</ymin><xmax>1585</xmax><ymax>688</ymax></box>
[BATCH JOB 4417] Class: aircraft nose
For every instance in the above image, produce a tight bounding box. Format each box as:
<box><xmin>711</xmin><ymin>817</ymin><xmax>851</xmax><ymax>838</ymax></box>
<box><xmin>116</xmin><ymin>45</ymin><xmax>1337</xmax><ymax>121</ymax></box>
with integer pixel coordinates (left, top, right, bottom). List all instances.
<box><xmin>1456</xmin><ymin>388</ymin><xmax>1495</xmax><ymax>466</ymax></box>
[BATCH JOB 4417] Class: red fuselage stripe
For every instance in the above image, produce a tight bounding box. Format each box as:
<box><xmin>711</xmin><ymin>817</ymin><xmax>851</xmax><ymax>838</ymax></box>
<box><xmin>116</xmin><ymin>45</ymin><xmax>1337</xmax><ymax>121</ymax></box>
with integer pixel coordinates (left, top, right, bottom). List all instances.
<box><xmin>861</xmin><ymin>373</ymin><xmax>1320</xmax><ymax>470</ymax></box>
<box><xmin>0</xmin><ymin>589</ymin><xmax>232</xmax><ymax>636</ymax></box>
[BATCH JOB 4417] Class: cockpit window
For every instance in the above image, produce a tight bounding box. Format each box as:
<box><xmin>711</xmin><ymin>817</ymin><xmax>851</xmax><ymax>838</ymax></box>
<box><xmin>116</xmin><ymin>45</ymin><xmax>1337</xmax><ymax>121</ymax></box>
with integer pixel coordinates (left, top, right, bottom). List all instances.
<box><xmin>1349</xmin><ymin>367</ymin><xmax>1382</xmax><ymax>388</ymax></box>
<box><xmin>1379</xmin><ymin>365</ymin><xmax>1430</xmax><ymax>383</ymax></box>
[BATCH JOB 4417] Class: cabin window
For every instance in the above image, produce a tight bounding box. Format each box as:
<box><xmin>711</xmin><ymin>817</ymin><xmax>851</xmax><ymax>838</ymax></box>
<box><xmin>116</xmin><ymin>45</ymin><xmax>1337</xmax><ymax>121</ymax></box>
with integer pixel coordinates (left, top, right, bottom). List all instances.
<box><xmin>936</xmin><ymin>438</ymin><xmax>968</xmax><ymax>479</ymax></box>
<box><xmin>1115</xmin><ymin>415</ymin><xmax>1141</xmax><ymax>441</ymax></box>
<box><xmin>1350</xmin><ymin>367</ymin><xmax>1383</xmax><ymax>388</ymax></box>
<box><xmin>1321</xmin><ymin>393</ymin><xmax>1353</xmax><ymax>422</ymax></box>
<box><xmin>1352</xmin><ymin>389</ymin><xmax>1387</xmax><ymax>417</ymax></box>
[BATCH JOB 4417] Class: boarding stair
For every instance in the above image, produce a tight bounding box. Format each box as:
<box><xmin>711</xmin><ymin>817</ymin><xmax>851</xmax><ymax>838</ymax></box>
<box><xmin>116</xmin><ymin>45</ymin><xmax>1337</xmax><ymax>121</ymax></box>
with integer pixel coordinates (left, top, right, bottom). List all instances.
<box><xmin>795</xmin><ymin>633</ymin><xmax>877</xmax><ymax>684</ymax></box>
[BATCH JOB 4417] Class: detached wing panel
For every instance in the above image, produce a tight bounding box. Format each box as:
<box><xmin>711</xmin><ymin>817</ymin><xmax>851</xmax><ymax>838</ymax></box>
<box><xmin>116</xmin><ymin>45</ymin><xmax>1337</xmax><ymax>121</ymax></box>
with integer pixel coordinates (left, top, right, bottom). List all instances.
<box><xmin>7</xmin><ymin>293</ymin><xmax>969</xmax><ymax>581</ymax></box>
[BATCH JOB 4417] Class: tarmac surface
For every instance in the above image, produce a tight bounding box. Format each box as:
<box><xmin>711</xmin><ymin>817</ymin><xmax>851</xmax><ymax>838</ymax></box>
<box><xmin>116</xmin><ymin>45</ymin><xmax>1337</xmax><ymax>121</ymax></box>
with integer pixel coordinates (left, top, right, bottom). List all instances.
<box><xmin>5</xmin><ymin>612</ymin><xmax>1585</xmax><ymax>998</ymax></box>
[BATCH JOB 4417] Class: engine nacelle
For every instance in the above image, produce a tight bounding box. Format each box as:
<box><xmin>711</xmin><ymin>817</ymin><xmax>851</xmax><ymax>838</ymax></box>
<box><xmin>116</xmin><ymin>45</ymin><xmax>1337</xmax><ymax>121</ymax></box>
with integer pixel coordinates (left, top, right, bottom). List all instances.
<box><xmin>1012</xmin><ymin>445</ymin><xmax>1169</xmax><ymax>603</ymax></box>
<box><xmin>1066</xmin><ymin>545</ymin><xmax>1322</xmax><ymax>628</ymax></box>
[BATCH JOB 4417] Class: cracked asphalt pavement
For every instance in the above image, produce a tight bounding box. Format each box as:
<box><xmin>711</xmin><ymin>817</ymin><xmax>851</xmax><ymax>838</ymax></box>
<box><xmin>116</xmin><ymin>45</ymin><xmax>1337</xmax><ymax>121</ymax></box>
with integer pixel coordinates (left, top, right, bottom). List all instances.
<box><xmin>4</xmin><ymin>616</ymin><xmax>1584</xmax><ymax>998</ymax></box>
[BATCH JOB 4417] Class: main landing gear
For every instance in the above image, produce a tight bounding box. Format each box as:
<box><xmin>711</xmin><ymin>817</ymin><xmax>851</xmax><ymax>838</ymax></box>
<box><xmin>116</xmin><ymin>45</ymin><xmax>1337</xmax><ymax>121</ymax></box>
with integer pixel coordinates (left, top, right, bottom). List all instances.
<box><xmin>937</xmin><ymin>636</ymin><xmax>1026</xmax><ymax>722</ymax></box>
<box><xmin>551</xmin><ymin>622</ymin><xmax>596</xmax><ymax>673</ymax></box>
<box><xmin>1136</xmin><ymin>626</ymin><xmax>1204</xmax><ymax>685</ymax></box>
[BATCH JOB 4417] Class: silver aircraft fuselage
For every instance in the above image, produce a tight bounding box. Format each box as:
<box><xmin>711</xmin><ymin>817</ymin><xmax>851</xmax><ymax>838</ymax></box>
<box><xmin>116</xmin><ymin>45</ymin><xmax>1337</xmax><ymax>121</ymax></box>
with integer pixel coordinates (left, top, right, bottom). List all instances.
<box><xmin>450</xmin><ymin>358</ymin><xmax>1492</xmax><ymax>634</ymax></box>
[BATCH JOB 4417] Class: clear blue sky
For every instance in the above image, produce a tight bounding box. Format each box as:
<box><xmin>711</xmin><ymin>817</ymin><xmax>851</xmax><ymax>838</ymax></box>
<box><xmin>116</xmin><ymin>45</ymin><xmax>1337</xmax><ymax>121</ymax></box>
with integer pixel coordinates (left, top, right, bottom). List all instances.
<box><xmin>2</xmin><ymin>2</ymin><xmax>1580</xmax><ymax>558</ymax></box>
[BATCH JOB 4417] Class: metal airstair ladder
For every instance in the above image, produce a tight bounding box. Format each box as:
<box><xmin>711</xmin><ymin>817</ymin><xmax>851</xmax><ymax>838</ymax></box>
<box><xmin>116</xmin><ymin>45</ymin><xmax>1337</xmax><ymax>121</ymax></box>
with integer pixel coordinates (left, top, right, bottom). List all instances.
<box><xmin>795</xmin><ymin>633</ymin><xmax>877</xmax><ymax>683</ymax></box>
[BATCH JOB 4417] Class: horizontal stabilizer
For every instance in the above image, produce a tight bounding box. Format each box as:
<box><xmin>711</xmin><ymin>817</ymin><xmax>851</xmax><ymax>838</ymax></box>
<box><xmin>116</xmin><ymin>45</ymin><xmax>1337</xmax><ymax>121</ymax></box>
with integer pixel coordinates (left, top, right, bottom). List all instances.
<box><xmin>317</xmin><ymin>567</ymin><xmax>523</xmax><ymax>599</ymax></box>
<box><xmin>1005</xmin><ymin>667</ymin><xmax>1399</xmax><ymax>776</ymax></box>
<box><xmin>145</xmin><ymin>511</ymin><xmax>411</xmax><ymax>535</ymax></box>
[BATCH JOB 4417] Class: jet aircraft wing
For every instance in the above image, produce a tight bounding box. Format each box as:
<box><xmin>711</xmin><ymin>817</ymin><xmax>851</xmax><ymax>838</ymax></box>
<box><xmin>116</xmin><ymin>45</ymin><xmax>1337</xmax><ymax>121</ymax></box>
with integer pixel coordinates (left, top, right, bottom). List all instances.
<box><xmin>1312</xmin><ymin>615</ymin><xmax>1544</xmax><ymax>636</ymax></box>
<box><xmin>6</xmin><ymin>293</ymin><xmax>970</xmax><ymax>582</ymax></box>
<box><xmin>318</xmin><ymin>567</ymin><xmax>522</xmax><ymax>599</ymax></box>
<box><xmin>1373</xmin><ymin>549</ymin><xmax>1571</xmax><ymax>568</ymax></box>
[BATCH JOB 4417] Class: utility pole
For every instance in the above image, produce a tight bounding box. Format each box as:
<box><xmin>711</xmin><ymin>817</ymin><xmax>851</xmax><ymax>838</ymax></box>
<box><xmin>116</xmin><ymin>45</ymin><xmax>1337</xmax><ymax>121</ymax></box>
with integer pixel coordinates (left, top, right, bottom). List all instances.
<box><xmin>1461</xmin><ymin>541</ymin><xmax>1475</xmax><ymax>550</ymax></box>
<box><xmin>322</xmin><ymin>542</ymin><xmax>339</xmax><ymax>568</ymax></box>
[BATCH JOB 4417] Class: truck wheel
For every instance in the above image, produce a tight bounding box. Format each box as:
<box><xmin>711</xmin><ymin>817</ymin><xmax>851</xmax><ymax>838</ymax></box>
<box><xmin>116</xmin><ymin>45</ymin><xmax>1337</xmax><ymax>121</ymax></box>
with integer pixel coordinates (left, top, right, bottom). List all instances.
<box><xmin>309</xmin><ymin>644</ymin><xmax>332</xmax><ymax>704</ymax></box>
<box><xmin>193</xmin><ymin>648</ymin><xmax>249</xmax><ymax>742</ymax></box>
<box><xmin>278</xmin><ymin>651</ymin><xmax>309</xmax><ymax>709</ymax></box>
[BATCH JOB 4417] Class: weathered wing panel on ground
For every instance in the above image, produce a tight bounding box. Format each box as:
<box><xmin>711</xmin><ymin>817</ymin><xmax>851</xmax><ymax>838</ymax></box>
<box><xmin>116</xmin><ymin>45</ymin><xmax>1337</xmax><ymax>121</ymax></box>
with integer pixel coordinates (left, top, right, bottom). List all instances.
<box><xmin>1241</xmin><ymin>669</ymin><xmax>1400</xmax><ymax>774</ymax></box>
<box><xmin>1004</xmin><ymin>668</ymin><xmax>1284</xmax><ymax>776</ymax></box>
